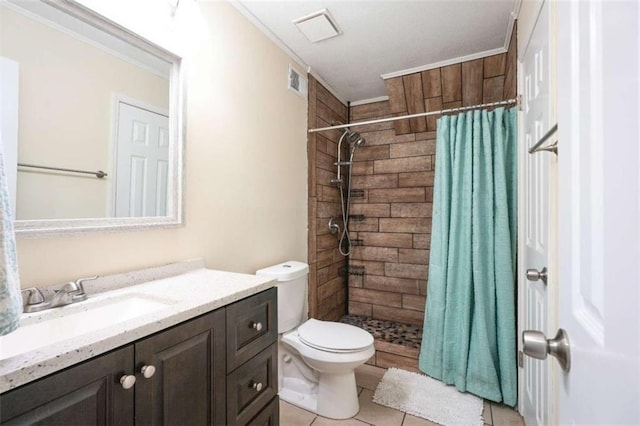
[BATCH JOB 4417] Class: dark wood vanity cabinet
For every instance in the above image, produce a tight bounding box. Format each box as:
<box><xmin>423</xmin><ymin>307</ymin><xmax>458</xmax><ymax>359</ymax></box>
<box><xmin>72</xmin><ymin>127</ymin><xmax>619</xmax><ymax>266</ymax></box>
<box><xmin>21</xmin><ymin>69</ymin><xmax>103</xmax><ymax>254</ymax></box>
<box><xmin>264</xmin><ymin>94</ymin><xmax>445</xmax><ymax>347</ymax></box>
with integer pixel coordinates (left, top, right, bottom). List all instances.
<box><xmin>135</xmin><ymin>308</ymin><xmax>227</xmax><ymax>426</ymax></box>
<box><xmin>226</xmin><ymin>288</ymin><xmax>278</xmax><ymax>371</ymax></box>
<box><xmin>246</xmin><ymin>396</ymin><xmax>280</xmax><ymax>426</ymax></box>
<box><xmin>0</xmin><ymin>346</ymin><xmax>134</xmax><ymax>425</ymax></box>
<box><xmin>226</xmin><ymin>288</ymin><xmax>278</xmax><ymax>425</ymax></box>
<box><xmin>0</xmin><ymin>288</ymin><xmax>278</xmax><ymax>426</ymax></box>
<box><xmin>0</xmin><ymin>311</ymin><xmax>227</xmax><ymax>426</ymax></box>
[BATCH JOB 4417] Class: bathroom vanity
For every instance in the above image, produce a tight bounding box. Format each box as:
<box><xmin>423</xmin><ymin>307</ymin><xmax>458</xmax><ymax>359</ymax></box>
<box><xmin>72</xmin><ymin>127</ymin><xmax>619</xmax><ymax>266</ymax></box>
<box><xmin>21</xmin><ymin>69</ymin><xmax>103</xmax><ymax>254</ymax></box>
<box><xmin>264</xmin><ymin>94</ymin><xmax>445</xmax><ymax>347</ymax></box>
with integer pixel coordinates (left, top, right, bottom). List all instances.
<box><xmin>0</xmin><ymin>262</ymin><xmax>279</xmax><ymax>425</ymax></box>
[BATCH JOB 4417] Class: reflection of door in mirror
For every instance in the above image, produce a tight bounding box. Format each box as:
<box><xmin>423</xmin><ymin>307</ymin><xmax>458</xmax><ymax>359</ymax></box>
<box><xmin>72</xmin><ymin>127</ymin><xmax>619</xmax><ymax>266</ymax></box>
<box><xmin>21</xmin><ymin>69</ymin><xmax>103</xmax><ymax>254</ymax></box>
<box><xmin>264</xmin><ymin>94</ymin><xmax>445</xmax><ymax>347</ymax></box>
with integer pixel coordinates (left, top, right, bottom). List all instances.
<box><xmin>0</xmin><ymin>4</ymin><xmax>170</xmax><ymax>221</ymax></box>
<box><xmin>113</xmin><ymin>100</ymin><xmax>169</xmax><ymax>217</ymax></box>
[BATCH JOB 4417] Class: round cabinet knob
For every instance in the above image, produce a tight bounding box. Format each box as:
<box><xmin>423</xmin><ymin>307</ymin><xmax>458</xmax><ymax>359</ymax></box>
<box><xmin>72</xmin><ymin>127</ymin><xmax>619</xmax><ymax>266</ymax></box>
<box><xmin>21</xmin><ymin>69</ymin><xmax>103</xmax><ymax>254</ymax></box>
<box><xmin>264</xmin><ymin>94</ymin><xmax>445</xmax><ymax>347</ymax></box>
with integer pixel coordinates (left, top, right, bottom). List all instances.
<box><xmin>252</xmin><ymin>382</ymin><xmax>263</xmax><ymax>392</ymax></box>
<box><xmin>251</xmin><ymin>322</ymin><xmax>263</xmax><ymax>332</ymax></box>
<box><xmin>140</xmin><ymin>365</ymin><xmax>156</xmax><ymax>379</ymax></box>
<box><xmin>120</xmin><ymin>374</ymin><xmax>136</xmax><ymax>389</ymax></box>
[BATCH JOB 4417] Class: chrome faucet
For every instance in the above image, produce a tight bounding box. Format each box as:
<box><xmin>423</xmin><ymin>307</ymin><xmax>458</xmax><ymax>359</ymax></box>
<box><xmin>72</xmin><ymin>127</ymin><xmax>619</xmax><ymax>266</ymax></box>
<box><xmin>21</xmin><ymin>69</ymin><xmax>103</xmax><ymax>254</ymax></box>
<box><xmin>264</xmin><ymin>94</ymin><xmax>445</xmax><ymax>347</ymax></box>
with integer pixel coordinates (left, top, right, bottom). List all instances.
<box><xmin>50</xmin><ymin>281</ymin><xmax>84</xmax><ymax>307</ymax></box>
<box><xmin>21</xmin><ymin>276</ymin><xmax>98</xmax><ymax>313</ymax></box>
<box><xmin>21</xmin><ymin>287</ymin><xmax>46</xmax><ymax>311</ymax></box>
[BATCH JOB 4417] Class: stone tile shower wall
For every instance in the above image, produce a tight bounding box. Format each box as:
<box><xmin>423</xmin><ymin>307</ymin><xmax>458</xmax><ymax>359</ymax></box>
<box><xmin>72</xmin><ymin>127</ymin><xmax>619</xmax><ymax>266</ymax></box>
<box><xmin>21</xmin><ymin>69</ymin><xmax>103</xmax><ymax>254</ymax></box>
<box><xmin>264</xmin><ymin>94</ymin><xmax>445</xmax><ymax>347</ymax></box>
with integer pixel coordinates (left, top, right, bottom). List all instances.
<box><xmin>307</xmin><ymin>75</ymin><xmax>349</xmax><ymax>321</ymax></box>
<box><xmin>347</xmin><ymin>29</ymin><xmax>517</xmax><ymax>329</ymax></box>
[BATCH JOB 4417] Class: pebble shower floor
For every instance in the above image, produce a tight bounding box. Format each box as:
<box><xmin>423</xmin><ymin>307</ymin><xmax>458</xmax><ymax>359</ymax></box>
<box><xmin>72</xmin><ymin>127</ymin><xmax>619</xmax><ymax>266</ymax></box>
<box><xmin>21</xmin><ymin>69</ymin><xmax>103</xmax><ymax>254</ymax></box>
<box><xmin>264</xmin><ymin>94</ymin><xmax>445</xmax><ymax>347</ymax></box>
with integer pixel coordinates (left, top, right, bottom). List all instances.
<box><xmin>340</xmin><ymin>315</ymin><xmax>423</xmax><ymax>349</ymax></box>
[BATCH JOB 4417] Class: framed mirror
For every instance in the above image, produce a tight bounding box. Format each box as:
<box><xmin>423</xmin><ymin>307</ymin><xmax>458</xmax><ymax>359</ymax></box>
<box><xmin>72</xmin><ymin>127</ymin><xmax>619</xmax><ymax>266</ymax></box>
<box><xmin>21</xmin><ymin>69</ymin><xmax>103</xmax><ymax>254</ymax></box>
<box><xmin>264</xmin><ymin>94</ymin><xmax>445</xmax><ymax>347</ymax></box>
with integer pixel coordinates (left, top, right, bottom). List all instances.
<box><xmin>0</xmin><ymin>0</ymin><xmax>185</xmax><ymax>236</ymax></box>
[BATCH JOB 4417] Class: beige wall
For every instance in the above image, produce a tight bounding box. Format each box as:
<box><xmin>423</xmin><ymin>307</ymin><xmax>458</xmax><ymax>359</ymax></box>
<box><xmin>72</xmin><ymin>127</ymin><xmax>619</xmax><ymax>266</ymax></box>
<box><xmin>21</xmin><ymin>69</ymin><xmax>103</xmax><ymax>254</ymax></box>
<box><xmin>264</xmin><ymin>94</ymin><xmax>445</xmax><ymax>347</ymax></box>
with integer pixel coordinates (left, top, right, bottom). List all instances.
<box><xmin>0</xmin><ymin>7</ymin><xmax>170</xmax><ymax>220</ymax></box>
<box><xmin>15</xmin><ymin>1</ymin><xmax>308</xmax><ymax>287</ymax></box>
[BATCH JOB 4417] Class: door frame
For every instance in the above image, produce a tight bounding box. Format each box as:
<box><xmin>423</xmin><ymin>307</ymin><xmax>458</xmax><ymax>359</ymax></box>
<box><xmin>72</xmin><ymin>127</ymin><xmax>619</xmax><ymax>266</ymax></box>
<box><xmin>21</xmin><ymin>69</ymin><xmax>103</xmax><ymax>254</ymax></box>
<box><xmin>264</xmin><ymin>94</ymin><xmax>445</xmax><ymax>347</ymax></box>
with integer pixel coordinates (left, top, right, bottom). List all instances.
<box><xmin>516</xmin><ymin>0</ymin><xmax>557</xmax><ymax>423</ymax></box>
<box><xmin>109</xmin><ymin>93</ymin><xmax>169</xmax><ymax>217</ymax></box>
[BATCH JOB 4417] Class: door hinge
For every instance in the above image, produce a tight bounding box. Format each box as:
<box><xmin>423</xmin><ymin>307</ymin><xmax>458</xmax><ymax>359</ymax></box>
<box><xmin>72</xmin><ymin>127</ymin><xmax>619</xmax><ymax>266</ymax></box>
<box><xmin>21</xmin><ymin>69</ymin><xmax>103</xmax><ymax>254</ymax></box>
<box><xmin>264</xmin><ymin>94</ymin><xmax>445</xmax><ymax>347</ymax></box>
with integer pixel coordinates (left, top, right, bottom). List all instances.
<box><xmin>518</xmin><ymin>350</ymin><xmax>524</xmax><ymax>368</ymax></box>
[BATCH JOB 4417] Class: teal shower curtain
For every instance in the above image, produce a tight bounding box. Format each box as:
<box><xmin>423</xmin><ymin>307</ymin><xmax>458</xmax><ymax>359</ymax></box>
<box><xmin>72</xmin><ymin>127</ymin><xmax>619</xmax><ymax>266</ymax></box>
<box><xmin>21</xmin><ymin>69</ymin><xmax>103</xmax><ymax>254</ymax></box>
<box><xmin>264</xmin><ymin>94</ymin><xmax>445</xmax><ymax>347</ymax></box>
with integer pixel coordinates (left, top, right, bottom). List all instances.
<box><xmin>0</xmin><ymin>139</ymin><xmax>22</xmax><ymax>336</ymax></box>
<box><xmin>418</xmin><ymin>107</ymin><xmax>518</xmax><ymax>406</ymax></box>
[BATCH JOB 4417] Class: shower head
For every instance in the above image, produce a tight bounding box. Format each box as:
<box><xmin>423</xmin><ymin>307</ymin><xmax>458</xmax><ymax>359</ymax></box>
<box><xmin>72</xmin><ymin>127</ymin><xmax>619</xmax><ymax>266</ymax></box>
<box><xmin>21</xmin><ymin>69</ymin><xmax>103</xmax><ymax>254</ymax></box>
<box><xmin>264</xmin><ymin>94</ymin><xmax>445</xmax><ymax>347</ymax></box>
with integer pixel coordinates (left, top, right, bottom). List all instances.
<box><xmin>346</xmin><ymin>130</ymin><xmax>365</xmax><ymax>147</ymax></box>
<box><xmin>347</xmin><ymin>130</ymin><xmax>365</xmax><ymax>163</ymax></box>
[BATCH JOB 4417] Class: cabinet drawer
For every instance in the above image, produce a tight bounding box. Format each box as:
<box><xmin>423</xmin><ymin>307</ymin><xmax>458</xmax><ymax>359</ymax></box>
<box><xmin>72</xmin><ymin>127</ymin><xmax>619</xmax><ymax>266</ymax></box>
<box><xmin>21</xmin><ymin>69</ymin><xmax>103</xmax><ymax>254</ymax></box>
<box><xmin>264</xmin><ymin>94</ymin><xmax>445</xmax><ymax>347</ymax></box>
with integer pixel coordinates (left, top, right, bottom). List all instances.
<box><xmin>247</xmin><ymin>396</ymin><xmax>279</xmax><ymax>426</ymax></box>
<box><xmin>226</xmin><ymin>288</ymin><xmax>277</xmax><ymax>371</ymax></box>
<box><xmin>226</xmin><ymin>343</ymin><xmax>277</xmax><ymax>426</ymax></box>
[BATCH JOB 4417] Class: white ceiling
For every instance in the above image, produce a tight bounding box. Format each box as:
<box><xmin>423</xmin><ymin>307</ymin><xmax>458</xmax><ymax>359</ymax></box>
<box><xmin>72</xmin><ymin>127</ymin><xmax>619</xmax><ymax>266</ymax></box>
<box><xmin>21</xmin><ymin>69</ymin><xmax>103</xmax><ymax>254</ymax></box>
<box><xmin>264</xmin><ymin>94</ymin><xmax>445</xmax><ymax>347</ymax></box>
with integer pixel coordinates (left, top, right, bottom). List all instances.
<box><xmin>233</xmin><ymin>1</ymin><xmax>518</xmax><ymax>104</ymax></box>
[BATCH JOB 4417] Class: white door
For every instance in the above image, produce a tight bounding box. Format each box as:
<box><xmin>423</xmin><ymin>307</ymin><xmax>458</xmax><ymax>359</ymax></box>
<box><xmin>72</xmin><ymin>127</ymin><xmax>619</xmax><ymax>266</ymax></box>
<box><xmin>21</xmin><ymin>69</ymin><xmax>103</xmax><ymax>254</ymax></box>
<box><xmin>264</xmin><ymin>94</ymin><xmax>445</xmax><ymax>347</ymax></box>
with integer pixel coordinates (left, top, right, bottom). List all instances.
<box><xmin>518</xmin><ymin>1</ymin><xmax>555</xmax><ymax>425</ymax></box>
<box><xmin>556</xmin><ymin>1</ymin><xmax>640</xmax><ymax>424</ymax></box>
<box><xmin>114</xmin><ymin>101</ymin><xmax>169</xmax><ymax>217</ymax></box>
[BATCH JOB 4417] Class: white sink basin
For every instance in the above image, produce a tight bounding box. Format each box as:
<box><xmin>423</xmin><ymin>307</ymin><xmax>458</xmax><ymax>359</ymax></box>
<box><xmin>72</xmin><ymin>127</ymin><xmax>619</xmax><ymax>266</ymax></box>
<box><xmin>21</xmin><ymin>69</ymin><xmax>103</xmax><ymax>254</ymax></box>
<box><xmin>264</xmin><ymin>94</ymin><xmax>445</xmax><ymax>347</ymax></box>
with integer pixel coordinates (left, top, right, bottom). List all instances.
<box><xmin>0</xmin><ymin>294</ymin><xmax>176</xmax><ymax>361</ymax></box>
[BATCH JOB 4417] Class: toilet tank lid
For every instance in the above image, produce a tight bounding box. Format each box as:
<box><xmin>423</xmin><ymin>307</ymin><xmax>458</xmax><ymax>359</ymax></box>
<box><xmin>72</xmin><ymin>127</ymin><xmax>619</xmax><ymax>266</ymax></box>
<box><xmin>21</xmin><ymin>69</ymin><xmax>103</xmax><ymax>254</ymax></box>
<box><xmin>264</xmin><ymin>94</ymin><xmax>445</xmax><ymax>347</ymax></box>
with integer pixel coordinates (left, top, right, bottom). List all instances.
<box><xmin>256</xmin><ymin>261</ymin><xmax>309</xmax><ymax>281</ymax></box>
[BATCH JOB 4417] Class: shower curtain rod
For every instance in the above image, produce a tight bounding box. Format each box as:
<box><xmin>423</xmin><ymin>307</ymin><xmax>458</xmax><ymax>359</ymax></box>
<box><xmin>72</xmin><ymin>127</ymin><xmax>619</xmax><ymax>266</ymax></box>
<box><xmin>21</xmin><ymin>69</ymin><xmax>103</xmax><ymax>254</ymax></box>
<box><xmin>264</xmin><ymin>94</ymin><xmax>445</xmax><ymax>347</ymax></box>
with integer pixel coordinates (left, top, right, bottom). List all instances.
<box><xmin>308</xmin><ymin>98</ymin><xmax>518</xmax><ymax>133</ymax></box>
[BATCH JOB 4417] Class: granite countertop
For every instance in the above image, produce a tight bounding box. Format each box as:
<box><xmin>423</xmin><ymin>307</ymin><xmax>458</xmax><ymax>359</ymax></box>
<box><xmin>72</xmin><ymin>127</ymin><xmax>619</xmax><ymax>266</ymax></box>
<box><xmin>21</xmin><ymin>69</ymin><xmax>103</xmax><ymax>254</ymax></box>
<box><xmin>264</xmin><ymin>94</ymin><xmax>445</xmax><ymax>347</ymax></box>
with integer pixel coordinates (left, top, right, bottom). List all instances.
<box><xmin>0</xmin><ymin>260</ymin><xmax>276</xmax><ymax>393</ymax></box>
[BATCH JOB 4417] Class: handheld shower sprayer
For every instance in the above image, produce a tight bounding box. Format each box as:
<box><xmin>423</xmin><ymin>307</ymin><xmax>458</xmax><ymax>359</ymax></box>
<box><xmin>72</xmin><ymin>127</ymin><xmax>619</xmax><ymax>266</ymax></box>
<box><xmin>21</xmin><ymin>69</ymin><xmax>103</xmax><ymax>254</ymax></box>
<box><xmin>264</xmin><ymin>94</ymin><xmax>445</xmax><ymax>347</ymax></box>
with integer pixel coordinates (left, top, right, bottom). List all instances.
<box><xmin>347</xmin><ymin>131</ymin><xmax>365</xmax><ymax>161</ymax></box>
<box><xmin>346</xmin><ymin>130</ymin><xmax>365</xmax><ymax>147</ymax></box>
<box><xmin>332</xmin><ymin>128</ymin><xmax>366</xmax><ymax>256</ymax></box>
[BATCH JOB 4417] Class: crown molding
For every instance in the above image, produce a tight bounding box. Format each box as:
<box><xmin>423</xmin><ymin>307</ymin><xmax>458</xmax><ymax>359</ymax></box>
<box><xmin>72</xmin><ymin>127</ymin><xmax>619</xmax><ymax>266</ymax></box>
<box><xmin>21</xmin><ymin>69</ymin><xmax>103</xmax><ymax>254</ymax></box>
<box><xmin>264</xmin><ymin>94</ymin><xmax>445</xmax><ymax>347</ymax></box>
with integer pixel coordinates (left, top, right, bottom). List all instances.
<box><xmin>380</xmin><ymin>46</ymin><xmax>507</xmax><ymax>80</ymax></box>
<box><xmin>350</xmin><ymin>96</ymin><xmax>389</xmax><ymax>106</ymax></box>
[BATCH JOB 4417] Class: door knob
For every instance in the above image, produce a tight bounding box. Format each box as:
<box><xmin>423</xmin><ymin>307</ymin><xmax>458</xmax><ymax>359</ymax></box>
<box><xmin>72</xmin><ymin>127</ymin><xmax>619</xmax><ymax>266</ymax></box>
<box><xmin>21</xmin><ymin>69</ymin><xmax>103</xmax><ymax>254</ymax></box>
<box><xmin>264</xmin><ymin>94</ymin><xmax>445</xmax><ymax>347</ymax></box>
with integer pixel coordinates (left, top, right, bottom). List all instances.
<box><xmin>526</xmin><ymin>267</ymin><xmax>548</xmax><ymax>284</ymax></box>
<box><xmin>251</xmin><ymin>321</ymin><xmax>263</xmax><ymax>331</ymax></box>
<box><xmin>522</xmin><ymin>328</ymin><xmax>571</xmax><ymax>372</ymax></box>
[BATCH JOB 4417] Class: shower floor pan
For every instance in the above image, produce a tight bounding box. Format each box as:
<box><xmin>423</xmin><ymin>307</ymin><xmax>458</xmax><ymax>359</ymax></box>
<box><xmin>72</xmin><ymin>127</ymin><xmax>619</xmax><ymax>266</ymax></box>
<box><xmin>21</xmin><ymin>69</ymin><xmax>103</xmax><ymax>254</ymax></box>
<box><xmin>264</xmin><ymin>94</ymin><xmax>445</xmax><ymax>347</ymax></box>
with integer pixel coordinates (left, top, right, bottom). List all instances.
<box><xmin>339</xmin><ymin>314</ymin><xmax>422</xmax><ymax>372</ymax></box>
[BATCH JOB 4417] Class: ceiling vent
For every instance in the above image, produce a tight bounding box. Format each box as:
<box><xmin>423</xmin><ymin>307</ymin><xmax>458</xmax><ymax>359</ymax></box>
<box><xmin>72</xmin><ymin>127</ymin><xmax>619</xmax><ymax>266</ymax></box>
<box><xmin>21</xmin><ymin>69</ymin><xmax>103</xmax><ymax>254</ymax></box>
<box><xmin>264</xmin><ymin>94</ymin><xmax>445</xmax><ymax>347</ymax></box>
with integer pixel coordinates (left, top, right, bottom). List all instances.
<box><xmin>288</xmin><ymin>65</ymin><xmax>308</xmax><ymax>98</ymax></box>
<box><xmin>293</xmin><ymin>9</ymin><xmax>341</xmax><ymax>43</ymax></box>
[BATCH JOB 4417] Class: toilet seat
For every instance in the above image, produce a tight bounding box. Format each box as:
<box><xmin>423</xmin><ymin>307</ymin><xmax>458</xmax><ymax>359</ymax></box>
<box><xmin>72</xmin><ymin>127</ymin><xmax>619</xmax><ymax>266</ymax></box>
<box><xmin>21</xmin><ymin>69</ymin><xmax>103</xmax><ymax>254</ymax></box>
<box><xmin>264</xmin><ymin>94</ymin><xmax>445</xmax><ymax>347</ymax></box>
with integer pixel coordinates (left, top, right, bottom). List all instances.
<box><xmin>281</xmin><ymin>330</ymin><xmax>375</xmax><ymax>365</ymax></box>
<box><xmin>297</xmin><ymin>318</ymin><xmax>374</xmax><ymax>353</ymax></box>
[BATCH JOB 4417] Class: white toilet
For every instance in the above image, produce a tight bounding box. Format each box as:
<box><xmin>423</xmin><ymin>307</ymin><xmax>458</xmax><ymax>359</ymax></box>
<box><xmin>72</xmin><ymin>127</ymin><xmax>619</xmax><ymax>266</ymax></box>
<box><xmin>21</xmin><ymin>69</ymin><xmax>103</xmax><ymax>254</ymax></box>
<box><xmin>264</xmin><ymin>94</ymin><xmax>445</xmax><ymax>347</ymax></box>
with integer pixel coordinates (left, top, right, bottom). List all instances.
<box><xmin>256</xmin><ymin>261</ymin><xmax>375</xmax><ymax>420</ymax></box>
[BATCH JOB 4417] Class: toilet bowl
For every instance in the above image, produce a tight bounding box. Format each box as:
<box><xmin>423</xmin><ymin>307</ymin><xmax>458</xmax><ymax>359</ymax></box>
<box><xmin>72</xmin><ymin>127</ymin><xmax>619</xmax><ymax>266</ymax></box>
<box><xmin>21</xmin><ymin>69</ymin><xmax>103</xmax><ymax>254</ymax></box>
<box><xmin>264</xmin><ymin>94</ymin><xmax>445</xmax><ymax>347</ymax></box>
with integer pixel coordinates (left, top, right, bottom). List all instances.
<box><xmin>256</xmin><ymin>261</ymin><xmax>375</xmax><ymax>420</ymax></box>
<box><xmin>281</xmin><ymin>319</ymin><xmax>375</xmax><ymax>419</ymax></box>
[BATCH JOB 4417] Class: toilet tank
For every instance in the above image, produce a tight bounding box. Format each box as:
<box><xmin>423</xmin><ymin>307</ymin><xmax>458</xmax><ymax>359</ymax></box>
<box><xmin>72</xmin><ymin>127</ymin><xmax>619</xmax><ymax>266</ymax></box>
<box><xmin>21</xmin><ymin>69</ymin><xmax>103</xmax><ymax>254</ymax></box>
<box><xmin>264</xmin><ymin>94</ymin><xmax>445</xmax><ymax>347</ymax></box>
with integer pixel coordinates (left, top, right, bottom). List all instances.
<box><xmin>256</xmin><ymin>261</ymin><xmax>309</xmax><ymax>333</ymax></box>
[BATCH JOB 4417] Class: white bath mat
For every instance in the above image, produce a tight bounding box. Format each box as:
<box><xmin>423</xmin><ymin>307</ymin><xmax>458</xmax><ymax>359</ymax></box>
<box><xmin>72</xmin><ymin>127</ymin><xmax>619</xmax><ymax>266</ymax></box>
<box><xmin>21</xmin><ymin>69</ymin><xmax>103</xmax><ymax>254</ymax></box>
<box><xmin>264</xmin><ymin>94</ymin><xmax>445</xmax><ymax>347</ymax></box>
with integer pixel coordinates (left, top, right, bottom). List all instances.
<box><xmin>372</xmin><ymin>368</ymin><xmax>483</xmax><ymax>426</ymax></box>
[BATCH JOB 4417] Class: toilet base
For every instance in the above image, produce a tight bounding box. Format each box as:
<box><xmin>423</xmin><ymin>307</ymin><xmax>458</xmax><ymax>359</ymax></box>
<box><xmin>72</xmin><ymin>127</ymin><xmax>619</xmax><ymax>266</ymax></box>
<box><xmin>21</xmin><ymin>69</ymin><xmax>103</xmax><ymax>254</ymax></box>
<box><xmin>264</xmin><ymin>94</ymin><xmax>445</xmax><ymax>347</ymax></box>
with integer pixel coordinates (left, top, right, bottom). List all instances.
<box><xmin>279</xmin><ymin>379</ymin><xmax>318</xmax><ymax>413</ymax></box>
<box><xmin>279</xmin><ymin>372</ymin><xmax>360</xmax><ymax>420</ymax></box>
<box><xmin>279</xmin><ymin>341</ymin><xmax>364</xmax><ymax>420</ymax></box>
<box><xmin>316</xmin><ymin>371</ymin><xmax>359</xmax><ymax>419</ymax></box>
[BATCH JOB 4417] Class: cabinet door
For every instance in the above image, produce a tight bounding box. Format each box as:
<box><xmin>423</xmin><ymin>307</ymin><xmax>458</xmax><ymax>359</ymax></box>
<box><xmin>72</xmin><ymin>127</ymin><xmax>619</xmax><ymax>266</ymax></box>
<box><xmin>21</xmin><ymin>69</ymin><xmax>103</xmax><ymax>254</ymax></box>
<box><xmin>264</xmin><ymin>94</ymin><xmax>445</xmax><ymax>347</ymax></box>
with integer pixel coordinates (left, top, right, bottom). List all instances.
<box><xmin>0</xmin><ymin>346</ymin><xmax>134</xmax><ymax>425</ymax></box>
<box><xmin>135</xmin><ymin>309</ymin><xmax>226</xmax><ymax>426</ymax></box>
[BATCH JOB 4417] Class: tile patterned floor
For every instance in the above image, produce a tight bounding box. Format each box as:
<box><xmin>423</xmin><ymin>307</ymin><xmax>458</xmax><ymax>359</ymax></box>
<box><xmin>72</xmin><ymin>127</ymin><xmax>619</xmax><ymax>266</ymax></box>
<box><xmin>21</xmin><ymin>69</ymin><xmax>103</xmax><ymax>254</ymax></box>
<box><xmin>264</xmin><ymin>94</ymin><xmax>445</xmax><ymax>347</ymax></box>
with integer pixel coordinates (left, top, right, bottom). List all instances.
<box><xmin>339</xmin><ymin>315</ymin><xmax>423</xmax><ymax>349</ymax></box>
<box><xmin>279</xmin><ymin>364</ymin><xmax>525</xmax><ymax>426</ymax></box>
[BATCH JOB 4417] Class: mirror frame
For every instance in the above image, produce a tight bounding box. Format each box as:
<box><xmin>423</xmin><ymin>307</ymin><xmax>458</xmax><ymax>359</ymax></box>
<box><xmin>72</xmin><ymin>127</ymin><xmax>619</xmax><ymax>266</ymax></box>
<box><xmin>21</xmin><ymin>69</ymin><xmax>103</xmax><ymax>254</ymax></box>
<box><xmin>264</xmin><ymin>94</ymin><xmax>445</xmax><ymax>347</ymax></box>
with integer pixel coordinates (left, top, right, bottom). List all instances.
<box><xmin>12</xmin><ymin>0</ymin><xmax>185</xmax><ymax>237</ymax></box>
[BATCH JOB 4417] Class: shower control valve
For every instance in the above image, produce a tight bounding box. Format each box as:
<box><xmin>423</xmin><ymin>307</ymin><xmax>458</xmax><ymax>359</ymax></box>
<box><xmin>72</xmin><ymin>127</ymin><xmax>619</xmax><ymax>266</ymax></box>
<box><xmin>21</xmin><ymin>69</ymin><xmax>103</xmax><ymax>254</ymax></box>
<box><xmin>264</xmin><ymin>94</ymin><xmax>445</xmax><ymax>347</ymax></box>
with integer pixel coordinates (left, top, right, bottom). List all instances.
<box><xmin>328</xmin><ymin>217</ymin><xmax>340</xmax><ymax>235</ymax></box>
